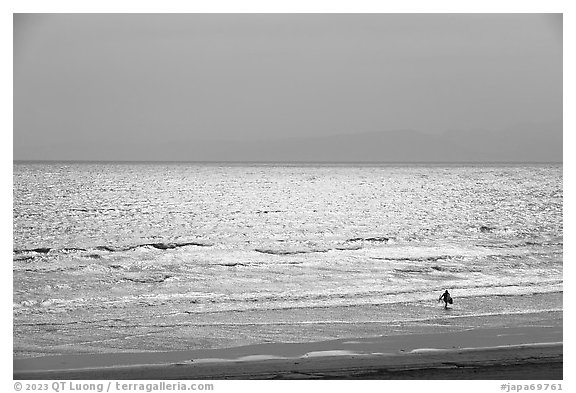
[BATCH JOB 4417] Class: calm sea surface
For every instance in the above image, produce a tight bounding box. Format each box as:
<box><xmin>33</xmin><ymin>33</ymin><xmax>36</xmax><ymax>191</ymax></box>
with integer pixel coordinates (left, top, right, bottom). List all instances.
<box><xmin>13</xmin><ymin>162</ymin><xmax>563</xmax><ymax>357</ymax></box>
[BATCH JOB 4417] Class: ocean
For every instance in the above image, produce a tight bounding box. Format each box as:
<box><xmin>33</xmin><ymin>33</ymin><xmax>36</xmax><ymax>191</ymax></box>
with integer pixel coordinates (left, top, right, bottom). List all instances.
<box><xmin>13</xmin><ymin>162</ymin><xmax>563</xmax><ymax>358</ymax></box>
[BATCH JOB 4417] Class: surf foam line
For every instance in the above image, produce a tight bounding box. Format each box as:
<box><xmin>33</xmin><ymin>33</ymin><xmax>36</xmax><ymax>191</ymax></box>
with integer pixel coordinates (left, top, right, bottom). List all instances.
<box><xmin>57</xmin><ymin>307</ymin><xmax>562</xmax><ymax>329</ymax></box>
<box><xmin>13</xmin><ymin>285</ymin><xmax>562</xmax><ymax>318</ymax></box>
<box><xmin>177</xmin><ymin>307</ymin><xmax>561</xmax><ymax>327</ymax></box>
<box><xmin>135</xmin><ymin>282</ymin><xmax>564</xmax><ymax>305</ymax></box>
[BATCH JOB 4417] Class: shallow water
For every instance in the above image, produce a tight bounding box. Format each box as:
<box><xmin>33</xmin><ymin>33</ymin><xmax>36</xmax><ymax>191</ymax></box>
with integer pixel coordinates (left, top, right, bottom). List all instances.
<box><xmin>13</xmin><ymin>162</ymin><xmax>563</xmax><ymax>357</ymax></box>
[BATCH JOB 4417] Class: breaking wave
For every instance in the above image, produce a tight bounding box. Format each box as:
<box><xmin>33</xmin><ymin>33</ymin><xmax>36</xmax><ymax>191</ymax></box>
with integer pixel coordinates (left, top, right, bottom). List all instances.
<box><xmin>13</xmin><ymin>240</ymin><xmax>212</xmax><ymax>260</ymax></box>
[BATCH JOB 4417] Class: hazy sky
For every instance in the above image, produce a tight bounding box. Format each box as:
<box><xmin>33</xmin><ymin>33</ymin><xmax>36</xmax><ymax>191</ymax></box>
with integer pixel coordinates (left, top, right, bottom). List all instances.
<box><xmin>13</xmin><ymin>13</ymin><xmax>562</xmax><ymax>161</ymax></box>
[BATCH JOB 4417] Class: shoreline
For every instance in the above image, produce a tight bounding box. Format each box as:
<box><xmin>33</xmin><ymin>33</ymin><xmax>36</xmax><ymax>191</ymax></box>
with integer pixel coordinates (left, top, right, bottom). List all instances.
<box><xmin>14</xmin><ymin>344</ymin><xmax>563</xmax><ymax>380</ymax></box>
<box><xmin>14</xmin><ymin>320</ymin><xmax>563</xmax><ymax>380</ymax></box>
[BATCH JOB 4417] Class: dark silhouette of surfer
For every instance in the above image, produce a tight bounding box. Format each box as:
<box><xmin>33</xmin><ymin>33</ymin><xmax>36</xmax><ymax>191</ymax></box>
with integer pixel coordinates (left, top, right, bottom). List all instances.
<box><xmin>438</xmin><ymin>290</ymin><xmax>452</xmax><ymax>309</ymax></box>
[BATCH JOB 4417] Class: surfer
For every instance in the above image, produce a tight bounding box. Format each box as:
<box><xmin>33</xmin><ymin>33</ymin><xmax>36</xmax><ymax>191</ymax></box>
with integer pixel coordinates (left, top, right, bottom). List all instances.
<box><xmin>438</xmin><ymin>290</ymin><xmax>452</xmax><ymax>309</ymax></box>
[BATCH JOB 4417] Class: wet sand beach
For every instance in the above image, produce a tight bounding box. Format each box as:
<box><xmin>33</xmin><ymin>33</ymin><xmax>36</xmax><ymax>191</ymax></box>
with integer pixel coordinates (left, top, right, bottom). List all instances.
<box><xmin>14</xmin><ymin>314</ymin><xmax>562</xmax><ymax>380</ymax></box>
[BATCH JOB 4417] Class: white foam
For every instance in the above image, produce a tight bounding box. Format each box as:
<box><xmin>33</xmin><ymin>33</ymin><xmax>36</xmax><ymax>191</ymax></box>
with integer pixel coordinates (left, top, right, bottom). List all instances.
<box><xmin>409</xmin><ymin>341</ymin><xmax>563</xmax><ymax>354</ymax></box>
<box><xmin>192</xmin><ymin>354</ymin><xmax>287</xmax><ymax>363</ymax></box>
<box><xmin>302</xmin><ymin>350</ymin><xmax>359</xmax><ymax>358</ymax></box>
<box><xmin>236</xmin><ymin>355</ymin><xmax>287</xmax><ymax>362</ymax></box>
<box><xmin>409</xmin><ymin>348</ymin><xmax>449</xmax><ymax>353</ymax></box>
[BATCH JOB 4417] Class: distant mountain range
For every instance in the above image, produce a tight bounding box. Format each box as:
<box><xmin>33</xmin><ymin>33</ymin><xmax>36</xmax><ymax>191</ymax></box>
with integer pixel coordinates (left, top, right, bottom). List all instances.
<box><xmin>17</xmin><ymin>122</ymin><xmax>562</xmax><ymax>162</ymax></box>
<box><xmin>167</xmin><ymin>123</ymin><xmax>562</xmax><ymax>163</ymax></box>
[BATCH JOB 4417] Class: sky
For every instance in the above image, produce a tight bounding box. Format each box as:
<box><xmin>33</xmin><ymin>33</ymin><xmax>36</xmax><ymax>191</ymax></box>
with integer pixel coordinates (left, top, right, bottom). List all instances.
<box><xmin>13</xmin><ymin>13</ymin><xmax>562</xmax><ymax>161</ymax></box>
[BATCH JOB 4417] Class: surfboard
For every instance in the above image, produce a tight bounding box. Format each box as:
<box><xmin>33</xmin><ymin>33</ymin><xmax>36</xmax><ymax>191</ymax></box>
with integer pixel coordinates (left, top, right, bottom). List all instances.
<box><xmin>448</xmin><ymin>296</ymin><xmax>453</xmax><ymax>304</ymax></box>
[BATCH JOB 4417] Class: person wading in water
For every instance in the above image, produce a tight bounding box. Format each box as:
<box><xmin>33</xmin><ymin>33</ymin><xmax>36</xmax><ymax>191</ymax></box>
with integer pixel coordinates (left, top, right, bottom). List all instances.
<box><xmin>438</xmin><ymin>289</ymin><xmax>452</xmax><ymax>309</ymax></box>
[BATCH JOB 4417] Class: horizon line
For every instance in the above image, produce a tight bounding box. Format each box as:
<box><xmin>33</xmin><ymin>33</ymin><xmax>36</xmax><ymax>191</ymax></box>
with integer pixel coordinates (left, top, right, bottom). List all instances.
<box><xmin>12</xmin><ymin>159</ymin><xmax>563</xmax><ymax>165</ymax></box>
